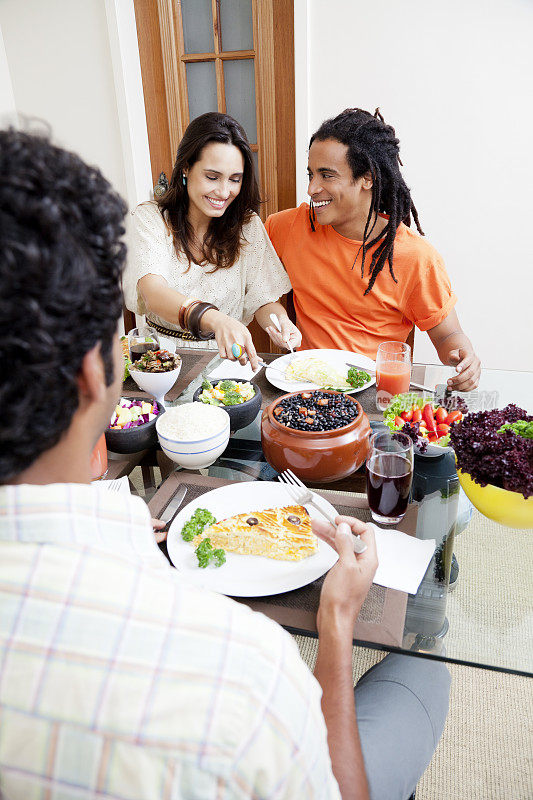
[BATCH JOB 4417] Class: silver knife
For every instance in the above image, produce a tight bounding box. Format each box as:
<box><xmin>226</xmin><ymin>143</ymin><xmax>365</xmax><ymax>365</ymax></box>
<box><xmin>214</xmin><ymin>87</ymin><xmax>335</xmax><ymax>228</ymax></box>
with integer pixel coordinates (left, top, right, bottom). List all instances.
<box><xmin>159</xmin><ymin>485</ymin><xmax>188</xmax><ymax>532</ymax></box>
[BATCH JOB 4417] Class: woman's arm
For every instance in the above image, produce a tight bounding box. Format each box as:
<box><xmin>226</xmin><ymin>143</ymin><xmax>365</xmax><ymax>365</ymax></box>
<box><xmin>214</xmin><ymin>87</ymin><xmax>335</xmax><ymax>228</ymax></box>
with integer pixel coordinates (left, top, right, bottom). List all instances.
<box><xmin>427</xmin><ymin>308</ymin><xmax>481</xmax><ymax>390</ymax></box>
<box><xmin>254</xmin><ymin>301</ymin><xmax>302</xmax><ymax>351</ymax></box>
<box><xmin>138</xmin><ymin>274</ymin><xmax>260</xmax><ymax>370</ymax></box>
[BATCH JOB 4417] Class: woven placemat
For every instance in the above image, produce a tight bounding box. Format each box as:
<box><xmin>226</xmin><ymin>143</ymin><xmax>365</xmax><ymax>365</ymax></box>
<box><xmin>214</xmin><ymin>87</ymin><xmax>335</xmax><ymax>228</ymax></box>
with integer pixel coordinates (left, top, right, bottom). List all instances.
<box><xmin>151</xmin><ymin>476</ymin><xmax>407</xmax><ymax>643</ymax></box>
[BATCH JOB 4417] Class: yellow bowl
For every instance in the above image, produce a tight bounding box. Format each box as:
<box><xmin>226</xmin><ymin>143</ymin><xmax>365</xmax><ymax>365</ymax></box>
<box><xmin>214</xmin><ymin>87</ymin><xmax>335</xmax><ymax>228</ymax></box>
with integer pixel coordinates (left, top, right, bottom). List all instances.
<box><xmin>457</xmin><ymin>469</ymin><xmax>533</xmax><ymax>529</ymax></box>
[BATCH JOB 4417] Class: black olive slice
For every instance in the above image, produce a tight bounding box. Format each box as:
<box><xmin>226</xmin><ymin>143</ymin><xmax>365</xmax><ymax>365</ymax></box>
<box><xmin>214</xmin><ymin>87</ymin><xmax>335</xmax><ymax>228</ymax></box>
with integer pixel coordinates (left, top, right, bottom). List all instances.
<box><xmin>287</xmin><ymin>515</ymin><xmax>301</xmax><ymax>525</ymax></box>
<box><xmin>246</xmin><ymin>517</ymin><xmax>259</xmax><ymax>525</ymax></box>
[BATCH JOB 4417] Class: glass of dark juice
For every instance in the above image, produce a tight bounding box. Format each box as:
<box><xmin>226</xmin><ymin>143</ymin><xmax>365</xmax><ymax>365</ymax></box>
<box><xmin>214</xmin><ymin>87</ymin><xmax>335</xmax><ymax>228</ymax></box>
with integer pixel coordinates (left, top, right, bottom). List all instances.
<box><xmin>127</xmin><ymin>325</ymin><xmax>160</xmax><ymax>364</ymax></box>
<box><xmin>366</xmin><ymin>431</ymin><xmax>413</xmax><ymax>524</ymax></box>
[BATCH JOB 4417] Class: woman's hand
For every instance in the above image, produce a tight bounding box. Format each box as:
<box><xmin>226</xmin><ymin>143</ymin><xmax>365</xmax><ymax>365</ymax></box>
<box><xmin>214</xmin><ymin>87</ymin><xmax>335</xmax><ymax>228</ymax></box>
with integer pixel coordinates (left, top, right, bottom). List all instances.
<box><xmin>201</xmin><ymin>309</ymin><xmax>259</xmax><ymax>370</ymax></box>
<box><xmin>265</xmin><ymin>316</ymin><xmax>302</xmax><ymax>352</ymax></box>
<box><xmin>152</xmin><ymin>518</ymin><xmax>167</xmax><ymax>544</ymax></box>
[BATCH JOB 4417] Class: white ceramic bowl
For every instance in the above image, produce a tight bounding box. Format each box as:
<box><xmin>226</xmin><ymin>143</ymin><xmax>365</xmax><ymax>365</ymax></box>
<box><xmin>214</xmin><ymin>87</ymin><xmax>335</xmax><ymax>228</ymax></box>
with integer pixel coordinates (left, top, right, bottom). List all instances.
<box><xmin>129</xmin><ymin>363</ymin><xmax>181</xmax><ymax>402</ymax></box>
<box><xmin>156</xmin><ymin>403</ymin><xmax>230</xmax><ymax>469</ymax></box>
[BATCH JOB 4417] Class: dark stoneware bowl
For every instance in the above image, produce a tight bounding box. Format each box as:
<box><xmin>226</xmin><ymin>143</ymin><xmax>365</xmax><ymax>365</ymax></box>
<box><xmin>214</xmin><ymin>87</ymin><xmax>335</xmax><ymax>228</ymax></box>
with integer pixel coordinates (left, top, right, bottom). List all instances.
<box><xmin>193</xmin><ymin>379</ymin><xmax>262</xmax><ymax>433</ymax></box>
<box><xmin>105</xmin><ymin>397</ymin><xmax>164</xmax><ymax>454</ymax></box>
<box><xmin>261</xmin><ymin>390</ymin><xmax>371</xmax><ymax>483</ymax></box>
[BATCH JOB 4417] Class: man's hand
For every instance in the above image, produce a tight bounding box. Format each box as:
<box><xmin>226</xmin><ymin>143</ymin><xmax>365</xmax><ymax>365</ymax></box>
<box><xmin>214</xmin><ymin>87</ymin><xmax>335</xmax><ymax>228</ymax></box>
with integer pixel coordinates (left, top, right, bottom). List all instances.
<box><xmin>151</xmin><ymin>518</ymin><xmax>167</xmax><ymax>544</ymax></box>
<box><xmin>265</xmin><ymin>316</ymin><xmax>302</xmax><ymax>352</ymax></box>
<box><xmin>447</xmin><ymin>347</ymin><xmax>481</xmax><ymax>391</ymax></box>
<box><xmin>314</xmin><ymin>516</ymin><xmax>378</xmax><ymax>632</ymax></box>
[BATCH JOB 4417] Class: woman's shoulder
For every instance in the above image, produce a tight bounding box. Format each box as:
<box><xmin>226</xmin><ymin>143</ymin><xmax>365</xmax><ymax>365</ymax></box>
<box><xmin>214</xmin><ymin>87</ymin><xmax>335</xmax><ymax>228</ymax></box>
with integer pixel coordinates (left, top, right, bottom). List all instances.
<box><xmin>130</xmin><ymin>201</ymin><xmax>171</xmax><ymax>238</ymax></box>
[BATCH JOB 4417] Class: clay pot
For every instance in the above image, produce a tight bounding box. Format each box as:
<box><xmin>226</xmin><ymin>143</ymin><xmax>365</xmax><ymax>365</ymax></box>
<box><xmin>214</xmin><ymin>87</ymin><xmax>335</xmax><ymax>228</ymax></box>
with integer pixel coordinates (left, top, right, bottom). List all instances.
<box><xmin>261</xmin><ymin>391</ymin><xmax>371</xmax><ymax>484</ymax></box>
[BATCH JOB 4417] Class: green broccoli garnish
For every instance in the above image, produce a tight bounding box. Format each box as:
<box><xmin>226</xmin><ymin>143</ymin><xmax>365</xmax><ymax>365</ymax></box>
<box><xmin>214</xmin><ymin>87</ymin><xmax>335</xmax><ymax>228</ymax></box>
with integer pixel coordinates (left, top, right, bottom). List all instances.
<box><xmin>181</xmin><ymin>508</ymin><xmax>217</xmax><ymax>541</ymax></box>
<box><xmin>347</xmin><ymin>367</ymin><xmax>371</xmax><ymax>388</ymax></box>
<box><xmin>219</xmin><ymin>380</ymin><xmax>236</xmax><ymax>391</ymax></box>
<box><xmin>201</xmin><ymin>378</ymin><xmax>214</xmax><ymax>392</ymax></box>
<box><xmin>195</xmin><ymin>538</ymin><xmax>226</xmax><ymax>568</ymax></box>
<box><xmin>222</xmin><ymin>391</ymin><xmax>243</xmax><ymax>405</ymax></box>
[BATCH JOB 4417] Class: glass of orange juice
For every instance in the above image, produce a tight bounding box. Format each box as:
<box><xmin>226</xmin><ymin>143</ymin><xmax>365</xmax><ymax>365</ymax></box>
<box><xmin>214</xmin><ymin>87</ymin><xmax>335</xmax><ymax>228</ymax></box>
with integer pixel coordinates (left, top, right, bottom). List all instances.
<box><xmin>376</xmin><ymin>341</ymin><xmax>411</xmax><ymax>411</ymax></box>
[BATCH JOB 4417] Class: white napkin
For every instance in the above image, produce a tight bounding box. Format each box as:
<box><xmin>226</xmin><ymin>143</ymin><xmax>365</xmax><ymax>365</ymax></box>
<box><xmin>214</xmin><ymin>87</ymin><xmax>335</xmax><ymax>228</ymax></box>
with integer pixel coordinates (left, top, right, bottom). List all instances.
<box><xmin>208</xmin><ymin>358</ymin><xmax>261</xmax><ymax>381</ymax></box>
<box><xmin>371</xmin><ymin>524</ymin><xmax>436</xmax><ymax>594</ymax></box>
<box><xmin>93</xmin><ymin>475</ymin><xmax>131</xmax><ymax>495</ymax></box>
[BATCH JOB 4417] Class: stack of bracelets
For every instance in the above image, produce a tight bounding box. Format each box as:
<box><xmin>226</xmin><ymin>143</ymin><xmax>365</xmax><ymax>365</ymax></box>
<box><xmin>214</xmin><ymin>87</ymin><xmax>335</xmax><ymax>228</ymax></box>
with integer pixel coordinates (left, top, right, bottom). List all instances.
<box><xmin>177</xmin><ymin>298</ymin><xmax>218</xmax><ymax>341</ymax></box>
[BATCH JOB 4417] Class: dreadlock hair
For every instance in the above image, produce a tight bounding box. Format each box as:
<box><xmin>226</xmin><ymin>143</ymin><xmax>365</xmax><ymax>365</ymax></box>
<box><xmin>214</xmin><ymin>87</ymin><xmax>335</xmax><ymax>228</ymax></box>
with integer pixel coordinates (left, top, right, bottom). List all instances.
<box><xmin>158</xmin><ymin>112</ymin><xmax>260</xmax><ymax>272</ymax></box>
<box><xmin>309</xmin><ymin>107</ymin><xmax>424</xmax><ymax>295</ymax></box>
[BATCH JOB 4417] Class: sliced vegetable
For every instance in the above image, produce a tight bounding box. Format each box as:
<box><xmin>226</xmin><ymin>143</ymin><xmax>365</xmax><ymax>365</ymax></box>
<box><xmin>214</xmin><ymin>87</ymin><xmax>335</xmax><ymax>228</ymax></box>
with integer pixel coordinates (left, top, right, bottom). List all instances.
<box><xmin>422</xmin><ymin>403</ymin><xmax>437</xmax><ymax>434</ymax></box>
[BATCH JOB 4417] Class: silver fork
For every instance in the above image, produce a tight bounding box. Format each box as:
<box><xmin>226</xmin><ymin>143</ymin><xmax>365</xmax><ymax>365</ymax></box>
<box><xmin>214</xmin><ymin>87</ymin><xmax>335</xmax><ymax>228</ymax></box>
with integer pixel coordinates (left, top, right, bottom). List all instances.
<box><xmin>278</xmin><ymin>469</ymin><xmax>367</xmax><ymax>554</ymax></box>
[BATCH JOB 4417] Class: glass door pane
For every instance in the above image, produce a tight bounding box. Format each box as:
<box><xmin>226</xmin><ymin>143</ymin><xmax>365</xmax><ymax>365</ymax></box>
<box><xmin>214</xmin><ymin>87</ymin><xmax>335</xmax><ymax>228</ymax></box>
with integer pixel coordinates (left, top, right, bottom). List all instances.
<box><xmin>223</xmin><ymin>59</ymin><xmax>257</xmax><ymax>142</ymax></box>
<box><xmin>182</xmin><ymin>0</ymin><xmax>214</xmax><ymax>53</ymax></box>
<box><xmin>186</xmin><ymin>61</ymin><xmax>218</xmax><ymax>120</ymax></box>
<box><xmin>220</xmin><ymin>0</ymin><xmax>253</xmax><ymax>51</ymax></box>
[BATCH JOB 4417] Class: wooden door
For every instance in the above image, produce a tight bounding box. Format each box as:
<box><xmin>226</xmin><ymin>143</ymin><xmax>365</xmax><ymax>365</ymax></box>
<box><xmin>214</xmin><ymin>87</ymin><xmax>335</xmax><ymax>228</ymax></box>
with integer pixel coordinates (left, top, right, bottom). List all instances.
<box><xmin>133</xmin><ymin>0</ymin><xmax>295</xmax><ymax>352</ymax></box>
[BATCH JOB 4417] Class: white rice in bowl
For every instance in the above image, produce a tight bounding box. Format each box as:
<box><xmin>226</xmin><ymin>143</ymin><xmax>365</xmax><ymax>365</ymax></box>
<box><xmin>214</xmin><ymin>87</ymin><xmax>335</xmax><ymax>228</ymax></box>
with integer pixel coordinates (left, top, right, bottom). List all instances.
<box><xmin>156</xmin><ymin>402</ymin><xmax>229</xmax><ymax>441</ymax></box>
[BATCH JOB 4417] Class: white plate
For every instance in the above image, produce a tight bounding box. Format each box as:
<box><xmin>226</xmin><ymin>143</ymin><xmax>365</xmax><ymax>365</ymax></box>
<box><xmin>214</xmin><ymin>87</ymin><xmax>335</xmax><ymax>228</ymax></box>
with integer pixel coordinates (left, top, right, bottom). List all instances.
<box><xmin>167</xmin><ymin>481</ymin><xmax>338</xmax><ymax>597</ymax></box>
<box><xmin>265</xmin><ymin>348</ymin><xmax>376</xmax><ymax>394</ymax></box>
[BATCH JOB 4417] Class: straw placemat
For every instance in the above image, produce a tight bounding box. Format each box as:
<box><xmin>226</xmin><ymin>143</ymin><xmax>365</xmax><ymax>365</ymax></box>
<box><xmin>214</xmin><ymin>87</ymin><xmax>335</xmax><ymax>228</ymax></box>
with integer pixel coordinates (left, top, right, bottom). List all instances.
<box><xmin>149</xmin><ymin>472</ymin><xmax>409</xmax><ymax>648</ymax></box>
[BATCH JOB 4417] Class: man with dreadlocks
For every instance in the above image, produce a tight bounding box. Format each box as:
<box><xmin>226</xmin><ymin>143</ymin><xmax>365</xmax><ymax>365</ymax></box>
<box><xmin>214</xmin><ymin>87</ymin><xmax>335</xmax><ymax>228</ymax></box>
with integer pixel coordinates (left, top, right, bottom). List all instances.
<box><xmin>265</xmin><ymin>108</ymin><xmax>481</xmax><ymax>390</ymax></box>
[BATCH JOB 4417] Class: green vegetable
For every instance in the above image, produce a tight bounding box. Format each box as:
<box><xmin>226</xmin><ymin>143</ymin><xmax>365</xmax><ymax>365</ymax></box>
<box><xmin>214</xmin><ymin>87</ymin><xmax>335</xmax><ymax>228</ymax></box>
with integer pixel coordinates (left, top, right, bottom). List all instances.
<box><xmin>347</xmin><ymin>367</ymin><xmax>371</xmax><ymax>389</ymax></box>
<box><xmin>123</xmin><ymin>357</ymin><xmax>131</xmax><ymax>381</ymax></box>
<box><xmin>199</xmin><ymin>390</ymin><xmax>221</xmax><ymax>406</ymax></box>
<box><xmin>222</xmin><ymin>391</ymin><xmax>243</xmax><ymax>405</ymax></box>
<box><xmin>195</xmin><ymin>537</ymin><xmax>226</xmax><ymax>568</ymax></box>
<box><xmin>383</xmin><ymin>392</ymin><xmax>434</xmax><ymax>431</ymax></box>
<box><xmin>498</xmin><ymin>420</ymin><xmax>533</xmax><ymax>439</ymax></box>
<box><xmin>201</xmin><ymin>378</ymin><xmax>214</xmax><ymax>392</ymax></box>
<box><xmin>180</xmin><ymin>507</ymin><xmax>217</xmax><ymax>542</ymax></box>
<box><xmin>219</xmin><ymin>380</ymin><xmax>235</xmax><ymax>391</ymax></box>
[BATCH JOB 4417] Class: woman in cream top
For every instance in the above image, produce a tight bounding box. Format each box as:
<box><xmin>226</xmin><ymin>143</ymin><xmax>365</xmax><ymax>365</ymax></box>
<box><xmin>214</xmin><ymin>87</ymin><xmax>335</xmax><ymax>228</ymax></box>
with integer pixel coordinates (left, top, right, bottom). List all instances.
<box><xmin>123</xmin><ymin>112</ymin><xmax>300</xmax><ymax>368</ymax></box>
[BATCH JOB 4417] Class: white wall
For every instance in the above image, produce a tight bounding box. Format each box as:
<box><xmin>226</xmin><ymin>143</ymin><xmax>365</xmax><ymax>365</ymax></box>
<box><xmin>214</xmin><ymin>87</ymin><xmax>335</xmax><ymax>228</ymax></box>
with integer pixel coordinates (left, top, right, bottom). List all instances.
<box><xmin>297</xmin><ymin>0</ymin><xmax>533</xmax><ymax>371</ymax></box>
<box><xmin>0</xmin><ymin>0</ymin><xmax>128</xmax><ymax>199</ymax></box>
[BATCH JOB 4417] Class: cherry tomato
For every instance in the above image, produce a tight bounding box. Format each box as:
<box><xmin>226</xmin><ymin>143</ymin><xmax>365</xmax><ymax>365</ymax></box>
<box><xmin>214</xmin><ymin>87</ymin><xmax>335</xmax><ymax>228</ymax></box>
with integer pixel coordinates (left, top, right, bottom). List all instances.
<box><xmin>394</xmin><ymin>416</ymin><xmax>405</xmax><ymax>428</ymax></box>
<box><xmin>401</xmin><ymin>410</ymin><xmax>413</xmax><ymax>422</ymax></box>
<box><xmin>435</xmin><ymin>407</ymin><xmax>448</xmax><ymax>425</ymax></box>
<box><xmin>428</xmin><ymin>433</ymin><xmax>438</xmax><ymax>442</ymax></box>
<box><xmin>412</xmin><ymin>408</ymin><xmax>422</xmax><ymax>423</ymax></box>
<box><xmin>436</xmin><ymin>423</ymin><xmax>450</xmax><ymax>436</ymax></box>
<box><xmin>446</xmin><ymin>410</ymin><xmax>462</xmax><ymax>425</ymax></box>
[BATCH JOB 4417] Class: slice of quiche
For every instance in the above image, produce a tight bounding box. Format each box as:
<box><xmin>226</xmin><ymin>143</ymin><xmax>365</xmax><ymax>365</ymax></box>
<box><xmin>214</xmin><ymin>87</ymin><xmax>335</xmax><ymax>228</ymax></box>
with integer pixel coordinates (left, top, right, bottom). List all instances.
<box><xmin>192</xmin><ymin>505</ymin><xmax>318</xmax><ymax>561</ymax></box>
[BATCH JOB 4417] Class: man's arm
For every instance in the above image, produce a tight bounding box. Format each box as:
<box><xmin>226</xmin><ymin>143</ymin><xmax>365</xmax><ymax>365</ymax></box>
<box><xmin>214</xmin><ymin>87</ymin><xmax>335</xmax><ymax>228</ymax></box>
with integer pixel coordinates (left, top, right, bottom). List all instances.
<box><xmin>427</xmin><ymin>308</ymin><xmax>481</xmax><ymax>391</ymax></box>
<box><xmin>313</xmin><ymin>518</ymin><xmax>378</xmax><ymax>800</ymax></box>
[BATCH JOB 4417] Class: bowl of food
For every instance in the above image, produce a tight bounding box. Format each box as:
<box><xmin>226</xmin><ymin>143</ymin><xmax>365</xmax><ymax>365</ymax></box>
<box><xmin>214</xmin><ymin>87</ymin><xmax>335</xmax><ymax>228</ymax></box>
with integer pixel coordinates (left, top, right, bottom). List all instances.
<box><xmin>450</xmin><ymin>405</ymin><xmax>533</xmax><ymax>528</ymax></box>
<box><xmin>383</xmin><ymin>391</ymin><xmax>466</xmax><ymax>455</ymax></box>
<box><xmin>129</xmin><ymin>349</ymin><xmax>182</xmax><ymax>402</ymax></box>
<box><xmin>261</xmin><ymin>389</ymin><xmax>371</xmax><ymax>483</ymax></box>
<box><xmin>193</xmin><ymin>378</ymin><xmax>262</xmax><ymax>432</ymax></box>
<box><xmin>105</xmin><ymin>397</ymin><xmax>162</xmax><ymax>453</ymax></box>
<box><xmin>156</xmin><ymin>402</ymin><xmax>230</xmax><ymax>469</ymax></box>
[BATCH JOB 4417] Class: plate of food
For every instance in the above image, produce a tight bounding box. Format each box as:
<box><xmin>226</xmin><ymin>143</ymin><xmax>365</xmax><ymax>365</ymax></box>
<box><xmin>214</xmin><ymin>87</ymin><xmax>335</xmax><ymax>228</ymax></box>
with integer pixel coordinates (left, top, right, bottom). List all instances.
<box><xmin>265</xmin><ymin>349</ymin><xmax>376</xmax><ymax>394</ymax></box>
<box><xmin>166</xmin><ymin>481</ymin><xmax>339</xmax><ymax>596</ymax></box>
<box><xmin>383</xmin><ymin>391</ymin><xmax>467</xmax><ymax>455</ymax></box>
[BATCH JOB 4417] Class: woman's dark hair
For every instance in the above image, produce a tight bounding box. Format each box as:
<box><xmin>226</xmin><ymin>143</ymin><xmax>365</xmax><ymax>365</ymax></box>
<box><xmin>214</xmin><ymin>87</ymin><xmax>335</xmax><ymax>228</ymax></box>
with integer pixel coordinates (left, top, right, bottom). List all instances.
<box><xmin>158</xmin><ymin>112</ymin><xmax>260</xmax><ymax>271</ymax></box>
<box><xmin>309</xmin><ymin>107</ymin><xmax>424</xmax><ymax>294</ymax></box>
<box><xmin>0</xmin><ymin>127</ymin><xmax>127</xmax><ymax>482</ymax></box>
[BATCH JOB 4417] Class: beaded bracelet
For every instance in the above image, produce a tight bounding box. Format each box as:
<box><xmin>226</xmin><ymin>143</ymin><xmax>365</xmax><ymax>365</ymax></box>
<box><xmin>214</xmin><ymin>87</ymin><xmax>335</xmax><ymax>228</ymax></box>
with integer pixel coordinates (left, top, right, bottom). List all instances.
<box><xmin>188</xmin><ymin>302</ymin><xmax>218</xmax><ymax>340</ymax></box>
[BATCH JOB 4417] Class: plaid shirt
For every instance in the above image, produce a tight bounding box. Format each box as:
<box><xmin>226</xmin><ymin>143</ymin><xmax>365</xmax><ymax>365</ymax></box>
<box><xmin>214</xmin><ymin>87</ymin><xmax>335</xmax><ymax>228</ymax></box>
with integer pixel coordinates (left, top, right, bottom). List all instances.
<box><xmin>0</xmin><ymin>483</ymin><xmax>340</xmax><ymax>800</ymax></box>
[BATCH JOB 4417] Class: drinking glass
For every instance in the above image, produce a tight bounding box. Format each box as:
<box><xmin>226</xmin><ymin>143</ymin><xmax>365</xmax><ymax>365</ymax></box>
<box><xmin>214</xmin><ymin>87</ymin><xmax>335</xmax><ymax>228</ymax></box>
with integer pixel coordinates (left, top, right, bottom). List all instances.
<box><xmin>127</xmin><ymin>325</ymin><xmax>160</xmax><ymax>364</ymax></box>
<box><xmin>375</xmin><ymin>341</ymin><xmax>411</xmax><ymax>410</ymax></box>
<box><xmin>366</xmin><ymin>431</ymin><xmax>413</xmax><ymax>524</ymax></box>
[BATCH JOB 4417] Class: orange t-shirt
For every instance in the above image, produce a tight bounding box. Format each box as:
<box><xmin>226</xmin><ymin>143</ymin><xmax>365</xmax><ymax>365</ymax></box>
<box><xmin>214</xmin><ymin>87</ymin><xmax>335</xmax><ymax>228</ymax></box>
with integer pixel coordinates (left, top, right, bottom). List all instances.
<box><xmin>265</xmin><ymin>204</ymin><xmax>457</xmax><ymax>359</ymax></box>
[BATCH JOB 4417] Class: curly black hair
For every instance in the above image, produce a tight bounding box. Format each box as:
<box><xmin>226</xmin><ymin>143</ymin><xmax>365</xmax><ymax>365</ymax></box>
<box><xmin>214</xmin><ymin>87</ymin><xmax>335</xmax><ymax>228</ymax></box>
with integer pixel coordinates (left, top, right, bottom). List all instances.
<box><xmin>309</xmin><ymin>108</ymin><xmax>424</xmax><ymax>294</ymax></box>
<box><xmin>0</xmin><ymin>128</ymin><xmax>127</xmax><ymax>482</ymax></box>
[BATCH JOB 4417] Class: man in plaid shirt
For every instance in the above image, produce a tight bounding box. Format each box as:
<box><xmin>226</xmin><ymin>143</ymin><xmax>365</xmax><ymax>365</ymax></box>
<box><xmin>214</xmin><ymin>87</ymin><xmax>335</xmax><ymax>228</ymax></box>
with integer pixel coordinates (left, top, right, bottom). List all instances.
<box><xmin>0</xmin><ymin>129</ymin><xmax>449</xmax><ymax>800</ymax></box>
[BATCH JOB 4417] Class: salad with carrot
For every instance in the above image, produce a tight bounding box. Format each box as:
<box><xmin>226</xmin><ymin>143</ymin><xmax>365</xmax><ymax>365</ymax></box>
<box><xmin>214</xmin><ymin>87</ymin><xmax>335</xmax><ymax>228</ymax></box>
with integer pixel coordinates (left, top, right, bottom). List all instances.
<box><xmin>384</xmin><ymin>392</ymin><xmax>465</xmax><ymax>449</ymax></box>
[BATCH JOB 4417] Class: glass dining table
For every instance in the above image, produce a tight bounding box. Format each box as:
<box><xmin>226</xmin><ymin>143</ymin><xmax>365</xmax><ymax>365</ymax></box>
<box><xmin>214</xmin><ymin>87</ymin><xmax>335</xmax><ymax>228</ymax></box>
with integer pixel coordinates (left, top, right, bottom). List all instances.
<box><xmin>107</xmin><ymin>348</ymin><xmax>533</xmax><ymax>678</ymax></box>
